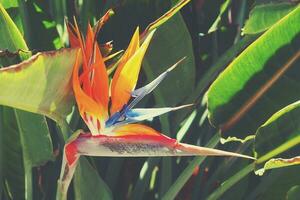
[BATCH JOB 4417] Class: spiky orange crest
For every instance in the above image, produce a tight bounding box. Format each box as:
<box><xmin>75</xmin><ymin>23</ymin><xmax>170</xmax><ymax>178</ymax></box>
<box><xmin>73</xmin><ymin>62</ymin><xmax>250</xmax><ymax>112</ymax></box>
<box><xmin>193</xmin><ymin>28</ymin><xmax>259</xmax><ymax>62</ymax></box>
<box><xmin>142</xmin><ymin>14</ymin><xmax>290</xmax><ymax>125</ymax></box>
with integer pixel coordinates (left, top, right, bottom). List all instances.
<box><xmin>67</xmin><ymin>11</ymin><xmax>158</xmax><ymax>136</ymax></box>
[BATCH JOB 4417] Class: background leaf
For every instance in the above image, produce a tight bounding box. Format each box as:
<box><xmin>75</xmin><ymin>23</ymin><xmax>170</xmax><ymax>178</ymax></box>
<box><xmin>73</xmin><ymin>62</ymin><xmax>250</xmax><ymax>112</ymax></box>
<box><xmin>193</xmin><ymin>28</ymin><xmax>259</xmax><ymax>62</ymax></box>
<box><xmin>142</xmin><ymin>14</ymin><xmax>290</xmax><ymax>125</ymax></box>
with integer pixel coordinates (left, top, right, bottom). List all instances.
<box><xmin>243</xmin><ymin>2</ymin><xmax>297</xmax><ymax>35</ymax></box>
<box><xmin>207</xmin><ymin>6</ymin><xmax>300</xmax><ymax>140</ymax></box>
<box><xmin>287</xmin><ymin>185</ymin><xmax>300</xmax><ymax>200</ymax></box>
<box><xmin>254</xmin><ymin>100</ymin><xmax>300</xmax><ymax>175</ymax></box>
<box><xmin>74</xmin><ymin>157</ymin><xmax>113</xmax><ymax>200</ymax></box>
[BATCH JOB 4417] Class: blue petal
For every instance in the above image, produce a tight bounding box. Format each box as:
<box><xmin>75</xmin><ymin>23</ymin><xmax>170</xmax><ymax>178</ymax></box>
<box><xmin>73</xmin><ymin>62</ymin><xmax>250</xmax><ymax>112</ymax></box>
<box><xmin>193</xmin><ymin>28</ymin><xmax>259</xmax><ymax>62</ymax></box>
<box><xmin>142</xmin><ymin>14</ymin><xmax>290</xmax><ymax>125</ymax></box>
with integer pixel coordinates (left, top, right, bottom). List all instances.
<box><xmin>127</xmin><ymin>57</ymin><xmax>186</xmax><ymax>110</ymax></box>
<box><xmin>114</xmin><ymin>104</ymin><xmax>193</xmax><ymax>126</ymax></box>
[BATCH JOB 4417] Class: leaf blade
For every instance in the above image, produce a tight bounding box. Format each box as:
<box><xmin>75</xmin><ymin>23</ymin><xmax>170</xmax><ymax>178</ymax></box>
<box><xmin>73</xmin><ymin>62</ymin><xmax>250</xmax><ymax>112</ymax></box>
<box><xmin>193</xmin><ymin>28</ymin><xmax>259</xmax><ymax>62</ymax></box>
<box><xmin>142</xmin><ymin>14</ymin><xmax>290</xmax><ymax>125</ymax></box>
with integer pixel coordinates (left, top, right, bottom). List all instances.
<box><xmin>0</xmin><ymin>48</ymin><xmax>78</xmax><ymax>122</ymax></box>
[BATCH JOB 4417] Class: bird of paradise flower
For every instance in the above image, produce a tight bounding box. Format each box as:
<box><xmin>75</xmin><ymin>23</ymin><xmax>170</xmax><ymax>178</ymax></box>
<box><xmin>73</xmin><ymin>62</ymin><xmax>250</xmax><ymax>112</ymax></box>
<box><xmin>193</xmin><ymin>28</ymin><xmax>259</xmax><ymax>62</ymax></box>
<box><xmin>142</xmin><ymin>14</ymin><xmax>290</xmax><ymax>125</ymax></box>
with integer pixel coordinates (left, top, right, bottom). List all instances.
<box><xmin>57</xmin><ymin>8</ymin><xmax>254</xmax><ymax>200</ymax></box>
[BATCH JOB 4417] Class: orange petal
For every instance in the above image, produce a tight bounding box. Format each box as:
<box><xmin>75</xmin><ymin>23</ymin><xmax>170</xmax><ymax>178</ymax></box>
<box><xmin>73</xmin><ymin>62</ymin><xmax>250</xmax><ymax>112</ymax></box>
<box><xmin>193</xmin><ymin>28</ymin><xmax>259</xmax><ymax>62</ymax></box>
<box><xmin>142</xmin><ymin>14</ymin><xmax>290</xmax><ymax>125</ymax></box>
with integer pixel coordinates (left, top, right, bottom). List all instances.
<box><xmin>90</xmin><ymin>60</ymin><xmax>109</xmax><ymax>116</ymax></box>
<box><xmin>112</xmin><ymin>124</ymin><xmax>161</xmax><ymax>136</ymax></box>
<box><xmin>85</xmin><ymin>23</ymin><xmax>94</xmax><ymax>64</ymax></box>
<box><xmin>67</xmin><ymin>19</ymin><xmax>92</xmax><ymax>95</ymax></box>
<box><xmin>72</xmin><ymin>50</ymin><xmax>108</xmax><ymax>123</ymax></box>
<box><xmin>111</xmin><ymin>27</ymin><xmax>140</xmax><ymax>95</ymax></box>
<box><xmin>66</xmin><ymin>22</ymin><xmax>80</xmax><ymax>48</ymax></box>
<box><xmin>110</xmin><ymin>29</ymin><xmax>155</xmax><ymax>114</ymax></box>
<box><xmin>91</xmin><ymin>34</ymin><xmax>109</xmax><ymax>117</ymax></box>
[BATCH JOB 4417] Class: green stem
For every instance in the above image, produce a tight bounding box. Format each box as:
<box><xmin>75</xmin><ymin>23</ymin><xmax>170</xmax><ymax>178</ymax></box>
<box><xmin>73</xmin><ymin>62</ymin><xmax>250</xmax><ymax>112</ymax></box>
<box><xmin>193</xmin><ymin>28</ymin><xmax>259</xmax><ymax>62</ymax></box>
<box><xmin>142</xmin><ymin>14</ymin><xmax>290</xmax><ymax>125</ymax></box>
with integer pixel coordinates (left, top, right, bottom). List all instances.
<box><xmin>24</xmin><ymin>161</ymin><xmax>33</xmax><ymax>200</ymax></box>
<box><xmin>207</xmin><ymin>163</ymin><xmax>254</xmax><ymax>200</ymax></box>
<box><xmin>56</xmin><ymin>181</ymin><xmax>67</xmax><ymax>200</ymax></box>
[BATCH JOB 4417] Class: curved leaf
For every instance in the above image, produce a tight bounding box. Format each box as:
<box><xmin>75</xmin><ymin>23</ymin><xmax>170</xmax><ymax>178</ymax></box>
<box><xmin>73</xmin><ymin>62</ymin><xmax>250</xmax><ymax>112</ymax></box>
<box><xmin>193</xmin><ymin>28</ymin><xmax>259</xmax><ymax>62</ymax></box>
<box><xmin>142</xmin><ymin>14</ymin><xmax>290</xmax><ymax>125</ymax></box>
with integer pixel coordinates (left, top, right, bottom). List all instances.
<box><xmin>0</xmin><ymin>3</ymin><xmax>27</xmax><ymax>51</ymax></box>
<box><xmin>0</xmin><ymin>2</ymin><xmax>29</xmax><ymax>66</ymax></box>
<box><xmin>254</xmin><ymin>101</ymin><xmax>300</xmax><ymax>175</ymax></box>
<box><xmin>207</xmin><ymin>5</ymin><xmax>300</xmax><ymax>140</ymax></box>
<box><xmin>0</xmin><ymin>48</ymin><xmax>78</xmax><ymax>122</ymax></box>
<box><xmin>243</xmin><ymin>2</ymin><xmax>297</xmax><ymax>34</ymax></box>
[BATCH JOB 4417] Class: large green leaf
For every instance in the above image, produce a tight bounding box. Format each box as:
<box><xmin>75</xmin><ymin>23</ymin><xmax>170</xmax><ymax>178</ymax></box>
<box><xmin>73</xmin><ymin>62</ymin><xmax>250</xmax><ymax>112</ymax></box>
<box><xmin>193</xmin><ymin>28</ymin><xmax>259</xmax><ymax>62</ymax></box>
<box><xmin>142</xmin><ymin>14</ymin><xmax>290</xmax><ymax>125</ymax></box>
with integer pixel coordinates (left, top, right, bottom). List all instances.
<box><xmin>0</xmin><ymin>5</ymin><xmax>55</xmax><ymax>200</ymax></box>
<box><xmin>74</xmin><ymin>157</ymin><xmax>113</xmax><ymax>200</ymax></box>
<box><xmin>247</xmin><ymin>166</ymin><xmax>300</xmax><ymax>199</ymax></box>
<box><xmin>243</xmin><ymin>2</ymin><xmax>297</xmax><ymax>35</ymax></box>
<box><xmin>1</xmin><ymin>107</ymin><xmax>25</xmax><ymax>200</ymax></box>
<box><xmin>207</xmin><ymin>5</ymin><xmax>300</xmax><ymax>140</ymax></box>
<box><xmin>0</xmin><ymin>2</ymin><xmax>29</xmax><ymax>64</ymax></box>
<box><xmin>0</xmin><ymin>48</ymin><xmax>77</xmax><ymax>122</ymax></box>
<box><xmin>14</xmin><ymin>109</ymin><xmax>54</xmax><ymax>166</ymax></box>
<box><xmin>1</xmin><ymin>106</ymin><xmax>54</xmax><ymax>200</ymax></box>
<box><xmin>143</xmin><ymin>12</ymin><xmax>195</xmax><ymax>106</ymax></box>
<box><xmin>254</xmin><ymin>100</ymin><xmax>300</xmax><ymax>175</ymax></box>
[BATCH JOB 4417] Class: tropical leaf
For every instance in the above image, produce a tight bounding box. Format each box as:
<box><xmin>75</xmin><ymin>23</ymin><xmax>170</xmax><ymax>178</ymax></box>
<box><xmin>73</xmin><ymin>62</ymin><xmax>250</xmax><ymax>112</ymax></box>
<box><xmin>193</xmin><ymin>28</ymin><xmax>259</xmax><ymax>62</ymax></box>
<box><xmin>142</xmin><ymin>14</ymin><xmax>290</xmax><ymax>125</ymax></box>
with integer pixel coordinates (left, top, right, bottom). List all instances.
<box><xmin>254</xmin><ymin>101</ymin><xmax>300</xmax><ymax>175</ymax></box>
<box><xmin>247</xmin><ymin>165</ymin><xmax>300</xmax><ymax>199</ymax></box>
<box><xmin>143</xmin><ymin>12</ymin><xmax>195</xmax><ymax>106</ymax></box>
<box><xmin>243</xmin><ymin>2</ymin><xmax>297</xmax><ymax>35</ymax></box>
<box><xmin>0</xmin><ymin>5</ymin><xmax>55</xmax><ymax>200</ymax></box>
<box><xmin>0</xmin><ymin>2</ymin><xmax>29</xmax><ymax>63</ymax></box>
<box><xmin>1</xmin><ymin>107</ymin><xmax>54</xmax><ymax>199</ymax></box>
<box><xmin>0</xmin><ymin>48</ymin><xmax>78</xmax><ymax>122</ymax></box>
<box><xmin>1</xmin><ymin>107</ymin><xmax>25</xmax><ymax>200</ymax></box>
<box><xmin>73</xmin><ymin>157</ymin><xmax>113</xmax><ymax>200</ymax></box>
<box><xmin>207</xmin><ymin>5</ymin><xmax>300</xmax><ymax>140</ymax></box>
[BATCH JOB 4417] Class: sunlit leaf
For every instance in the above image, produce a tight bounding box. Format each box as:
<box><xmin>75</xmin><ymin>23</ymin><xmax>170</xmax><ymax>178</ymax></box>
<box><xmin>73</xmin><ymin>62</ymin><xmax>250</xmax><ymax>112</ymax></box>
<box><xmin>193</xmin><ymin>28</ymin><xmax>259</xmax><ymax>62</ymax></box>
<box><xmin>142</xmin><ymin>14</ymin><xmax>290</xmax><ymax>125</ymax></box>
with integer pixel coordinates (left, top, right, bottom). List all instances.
<box><xmin>207</xmin><ymin>6</ymin><xmax>300</xmax><ymax>140</ymax></box>
<box><xmin>0</xmin><ymin>3</ymin><xmax>28</xmax><ymax>61</ymax></box>
<box><xmin>0</xmin><ymin>5</ymin><xmax>55</xmax><ymax>200</ymax></box>
<box><xmin>0</xmin><ymin>48</ymin><xmax>78</xmax><ymax>122</ymax></box>
<box><xmin>207</xmin><ymin>0</ymin><xmax>231</xmax><ymax>33</ymax></box>
<box><xmin>0</xmin><ymin>0</ymin><xmax>18</xmax><ymax>9</ymax></box>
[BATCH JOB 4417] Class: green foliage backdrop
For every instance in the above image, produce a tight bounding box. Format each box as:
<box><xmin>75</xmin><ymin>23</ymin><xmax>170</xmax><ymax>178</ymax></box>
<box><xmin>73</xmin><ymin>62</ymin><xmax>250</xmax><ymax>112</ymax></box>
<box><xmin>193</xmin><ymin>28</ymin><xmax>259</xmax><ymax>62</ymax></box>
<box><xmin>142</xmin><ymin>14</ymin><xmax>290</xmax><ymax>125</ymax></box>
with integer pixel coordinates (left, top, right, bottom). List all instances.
<box><xmin>0</xmin><ymin>0</ymin><xmax>300</xmax><ymax>200</ymax></box>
